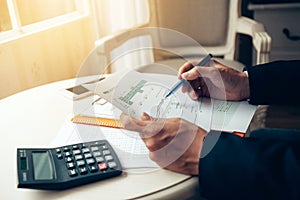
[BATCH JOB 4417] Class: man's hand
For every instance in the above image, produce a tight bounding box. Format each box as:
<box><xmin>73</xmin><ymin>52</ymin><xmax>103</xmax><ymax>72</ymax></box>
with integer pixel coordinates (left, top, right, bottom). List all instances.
<box><xmin>120</xmin><ymin>112</ymin><xmax>207</xmax><ymax>175</ymax></box>
<box><xmin>178</xmin><ymin>59</ymin><xmax>250</xmax><ymax>101</ymax></box>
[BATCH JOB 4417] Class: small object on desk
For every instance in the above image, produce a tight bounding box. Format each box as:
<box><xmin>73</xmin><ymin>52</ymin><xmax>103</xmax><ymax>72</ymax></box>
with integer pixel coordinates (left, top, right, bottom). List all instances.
<box><xmin>164</xmin><ymin>54</ymin><xmax>212</xmax><ymax>99</ymax></box>
<box><xmin>17</xmin><ymin>140</ymin><xmax>122</xmax><ymax>190</ymax></box>
<box><xmin>63</xmin><ymin>84</ymin><xmax>93</xmax><ymax>100</ymax></box>
<box><xmin>71</xmin><ymin>114</ymin><xmax>123</xmax><ymax>129</ymax></box>
<box><xmin>92</xmin><ymin>97</ymin><xmax>107</xmax><ymax>105</ymax></box>
<box><xmin>61</xmin><ymin>77</ymin><xmax>106</xmax><ymax>100</ymax></box>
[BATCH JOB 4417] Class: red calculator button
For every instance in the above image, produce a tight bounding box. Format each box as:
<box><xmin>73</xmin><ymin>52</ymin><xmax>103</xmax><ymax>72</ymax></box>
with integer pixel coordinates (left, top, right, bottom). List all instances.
<box><xmin>98</xmin><ymin>162</ymin><xmax>107</xmax><ymax>170</ymax></box>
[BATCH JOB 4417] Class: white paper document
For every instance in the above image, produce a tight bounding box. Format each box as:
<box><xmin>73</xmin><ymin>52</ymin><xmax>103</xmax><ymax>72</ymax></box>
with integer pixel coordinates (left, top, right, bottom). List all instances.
<box><xmin>84</xmin><ymin>69</ymin><xmax>213</xmax><ymax>131</ymax></box>
<box><xmin>84</xmin><ymin>69</ymin><xmax>257</xmax><ymax>133</ymax></box>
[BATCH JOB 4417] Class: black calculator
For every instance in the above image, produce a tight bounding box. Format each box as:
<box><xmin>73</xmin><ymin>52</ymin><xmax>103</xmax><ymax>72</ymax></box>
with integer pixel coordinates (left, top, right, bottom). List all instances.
<box><xmin>17</xmin><ymin>140</ymin><xmax>122</xmax><ymax>190</ymax></box>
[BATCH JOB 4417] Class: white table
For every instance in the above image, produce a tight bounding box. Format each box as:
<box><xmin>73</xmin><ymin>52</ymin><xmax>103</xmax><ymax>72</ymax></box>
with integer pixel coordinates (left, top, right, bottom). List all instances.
<box><xmin>0</xmin><ymin>76</ymin><xmax>201</xmax><ymax>199</ymax></box>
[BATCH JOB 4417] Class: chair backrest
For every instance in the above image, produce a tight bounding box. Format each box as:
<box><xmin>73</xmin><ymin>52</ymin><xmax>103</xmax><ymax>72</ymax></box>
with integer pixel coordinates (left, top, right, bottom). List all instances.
<box><xmin>147</xmin><ymin>0</ymin><xmax>241</xmax><ymax>60</ymax></box>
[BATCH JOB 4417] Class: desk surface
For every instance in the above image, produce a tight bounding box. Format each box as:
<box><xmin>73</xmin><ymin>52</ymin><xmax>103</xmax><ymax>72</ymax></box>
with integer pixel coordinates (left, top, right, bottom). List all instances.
<box><xmin>0</xmin><ymin>76</ymin><xmax>200</xmax><ymax>199</ymax></box>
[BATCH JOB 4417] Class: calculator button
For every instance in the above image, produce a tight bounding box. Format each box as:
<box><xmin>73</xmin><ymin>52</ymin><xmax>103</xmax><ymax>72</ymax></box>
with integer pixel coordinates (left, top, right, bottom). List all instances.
<box><xmin>57</xmin><ymin>154</ymin><xmax>63</xmax><ymax>159</ymax></box>
<box><xmin>65</xmin><ymin>157</ymin><xmax>73</xmax><ymax>163</ymax></box>
<box><xmin>68</xmin><ymin>169</ymin><xmax>78</xmax><ymax>177</ymax></box>
<box><xmin>72</xmin><ymin>145</ymin><xmax>79</xmax><ymax>150</ymax></box>
<box><xmin>93</xmin><ymin>151</ymin><xmax>101</xmax><ymax>157</ymax></box>
<box><xmin>86</xmin><ymin>158</ymin><xmax>95</xmax><ymax>165</ymax></box>
<box><xmin>91</xmin><ymin>141</ymin><xmax>101</xmax><ymax>146</ymax></box>
<box><xmin>63</xmin><ymin>147</ymin><xmax>70</xmax><ymax>152</ymax></box>
<box><xmin>19</xmin><ymin>150</ymin><xmax>26</xmax><ymax>158</ymax></box>
<box><xmin>73</xmin><ymin>149</ymin><xmax>81</xmax><ymax>155</ymax></box>
<box><xmin>102</xmin><ymin>150</ymin><xmax>110</xmax><ymax>155</ymax></box>
<box><xmin>84</xmin><ymin>153</ymin><xmax>92</xmax><ymax>159</ymax></box>
<box><xmin>101</xmin><ymin>145</ymin><xmax>108</xmax><ymax>150</ymax></box>
<box><xmin>75</xmin><ymin>155</ymin><xmax>83</xmax><ymax>160</ymax></box>
<box><xmin>98</xmin><ymin>162</ymin><xmax>108</xmax><ymax>171</ymax></box>
<box><xmin>65</xmin><ymin>152</ymin><xmax>72</xmax><ymax>157</ymax></box>
<box><xmin>95</xmin><ymin>156</ymin><xmax>104</xmax><ymax>163</ymax></box>
<box><xmin>91</xmin><ymin>146</ymin><xmax>99</xmax><ymax>152</ymax></box>
<box><xmin>77</xmin><ymin>160</ymin><xmax>85</xmax><ymax>167</ymax></box>
<box><xmin>105</xmin><ymin>155</ymin><xmax>113</xmax><ymax>161</ymax></box>
<box><xmin>108</xmin><ymin>161</ymin><xmax>117</xmax><ymax>169</ymax></box>
<box><xmin>82</xmin><ymin>148</ymin><xmax>90</xmax><ymax>153</ymax></box>
<box><xmin>55</xmin><ymin>148</ymin><xmax>61</xmax><ymax>153</ymax></box>
<box><xmin>79</xmin><ymin>167</ymin><xmax>88</xmax><ymax>175</ymax></box>
<box><xmin>88</xmin><ymin>165</ymin><xmax>98</xmax><ymax>173</ymax></box>
<box><xmin>67</xmin><ymin>162</ymin><xmax>75</xmax><ymax>169</ymax></box>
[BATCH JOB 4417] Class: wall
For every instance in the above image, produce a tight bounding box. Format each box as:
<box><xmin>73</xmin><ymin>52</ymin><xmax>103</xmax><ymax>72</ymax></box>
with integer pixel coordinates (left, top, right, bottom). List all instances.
<box><xmin>0</xmin><ymin>17</ymin><xmax>97</xmax><ymax>99</ymax></box>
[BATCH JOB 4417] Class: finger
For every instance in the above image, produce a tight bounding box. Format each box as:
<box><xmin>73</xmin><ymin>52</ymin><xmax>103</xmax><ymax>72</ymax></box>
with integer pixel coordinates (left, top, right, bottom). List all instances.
<box><xmin>183</xmin><ymin>64</ymin><xmax>218</xmax><ymax>81</ymax></box>
<box><xmin>178</xmin><ymin>61</ymin><xmax>194</xmax><ymax>79</ymax></box>
<box><xmin>188</xmin><ymin>89</ymin><xmax>200</xmax><ymax>100</ymax></box>
<box><xmin>181</xmin><ymin>67</ymin><xmax>201</xmax><ymax>80</ymax></box>
<box><xmin>196</xmin><ymin>67</ymin><xmax>214</xmax><ymax>79</ymax></box>
<box><xmin>120</xmin><ymin>113</ymin><xmax>163</xmax><ymax>138</ymax></box>
<box><xmin>181</xmin><ymin>81</ymin><xmax>191</xmax><ymax>93</ymax></box>
<box><xmin>182</xmin><ymin>79</ymin><xmax>202</xmax><ymax>99</ymax></box>
<box><xmin>141</xmin><ymin>112</ymin><xmax>152</xmax><ymax>121</ymax></box>
<box><xmin>120</xmin><ymin>113</ymin><xmax>149</xmax><ymax>132</ymax></box>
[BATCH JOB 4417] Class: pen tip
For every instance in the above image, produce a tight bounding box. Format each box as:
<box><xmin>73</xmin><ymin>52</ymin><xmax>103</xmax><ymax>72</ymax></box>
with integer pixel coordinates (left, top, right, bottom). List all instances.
<box><xmin>164</xmin><ymin>93</ymin><xmax>170</xmax><ymax>99</ymax></box>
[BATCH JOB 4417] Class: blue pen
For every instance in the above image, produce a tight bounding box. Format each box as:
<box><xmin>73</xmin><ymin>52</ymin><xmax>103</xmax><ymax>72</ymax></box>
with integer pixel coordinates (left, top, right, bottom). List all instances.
<box><xmin>164</xmin><ymin>54</ymin><xmax>212</xmax><ymax>98</ymax></box>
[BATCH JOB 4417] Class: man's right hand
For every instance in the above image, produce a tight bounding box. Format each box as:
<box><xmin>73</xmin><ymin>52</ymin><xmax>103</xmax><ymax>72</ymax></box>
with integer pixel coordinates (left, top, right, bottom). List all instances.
<box><xmin>178</xmin><ymin>59</ymin><xmax>250</xmax><ymax>101</ymax></box>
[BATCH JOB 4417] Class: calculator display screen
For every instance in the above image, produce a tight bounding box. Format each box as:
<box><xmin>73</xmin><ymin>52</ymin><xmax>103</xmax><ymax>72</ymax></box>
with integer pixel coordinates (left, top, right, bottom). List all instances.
<box><xmin>32</xmin><ymin>151</ymin><xmax>54</xmax><ymax>180</ymax></box>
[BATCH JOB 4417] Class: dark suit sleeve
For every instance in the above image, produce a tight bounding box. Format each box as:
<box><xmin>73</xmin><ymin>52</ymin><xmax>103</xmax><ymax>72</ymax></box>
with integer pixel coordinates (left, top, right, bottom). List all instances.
<box><xmin>198</xmin><ymin>61</ymin><xmax>300</xmax><ymax>199</ymax></box>
<box><xmin>244</xmin><ymin>60</ymin><xmax>300</xmax><ymax>105</ymax></box>
<box><xmin>198</xmin><ymin>129</ymin><xmax>300</xmax><ymax>200</ymax></box>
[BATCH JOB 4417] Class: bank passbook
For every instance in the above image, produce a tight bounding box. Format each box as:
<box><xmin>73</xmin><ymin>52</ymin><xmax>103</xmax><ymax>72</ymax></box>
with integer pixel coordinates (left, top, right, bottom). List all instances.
<box><xmin>17</xmin><ymin>140</ymin><xmax>122</xmax><ymax>190</ymax></box>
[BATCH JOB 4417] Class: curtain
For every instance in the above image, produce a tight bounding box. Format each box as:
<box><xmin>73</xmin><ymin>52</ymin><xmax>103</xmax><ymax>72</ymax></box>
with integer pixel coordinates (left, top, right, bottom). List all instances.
<box><xmin>93</xmin><ymin>0</ymin><xmax>148</xmax><ymax>37</ymax></box>
<box><xmin>92</xmin><ymin>0</ymin><xmax>152</xmax><ymax>72</ymax></box>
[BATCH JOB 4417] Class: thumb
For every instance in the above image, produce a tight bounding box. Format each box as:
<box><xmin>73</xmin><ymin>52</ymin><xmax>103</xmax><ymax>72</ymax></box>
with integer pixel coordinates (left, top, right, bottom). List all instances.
<box><xmin>181</xmin><ymin>67</ymin><xmax>200</xmax><ymax>80</ymax></box>
<box><xmin>120</xmin><ymin>112</ymin><xmax>149</xmax><ymax>132</ymax></box>
<box><xmin>141</xmin><ymin>112</ymin><xmax>152</xmax><ymax>121</ymax></box>
<box><xmin>182</xmin><ymin>66</ymin><xmax>217</xmax><ymax>80</ymax></box>
<box><xmin>182</xmin><ymin>66</ymin><xmax>214</xmax><ymax>80</ymax></box>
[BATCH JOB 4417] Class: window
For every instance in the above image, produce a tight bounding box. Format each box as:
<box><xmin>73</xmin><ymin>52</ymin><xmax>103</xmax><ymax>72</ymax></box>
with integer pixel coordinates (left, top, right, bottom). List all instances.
<box><xmin>0</xmin><ymin>0</ymin><xmax>89</xmax><ymax>43</ymax></box>
<box><xmin>0</xmin><ymin>0</ymin><xmax>12</xmax><ymax>32</ymax></box>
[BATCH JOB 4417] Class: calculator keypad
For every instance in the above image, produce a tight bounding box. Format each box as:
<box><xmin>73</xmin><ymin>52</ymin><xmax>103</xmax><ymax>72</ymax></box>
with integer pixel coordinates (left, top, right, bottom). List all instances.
<box><xmin>55</xmin><ymin>141</ymin><xmax>120</xmax><ymax>178</ymax></box>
